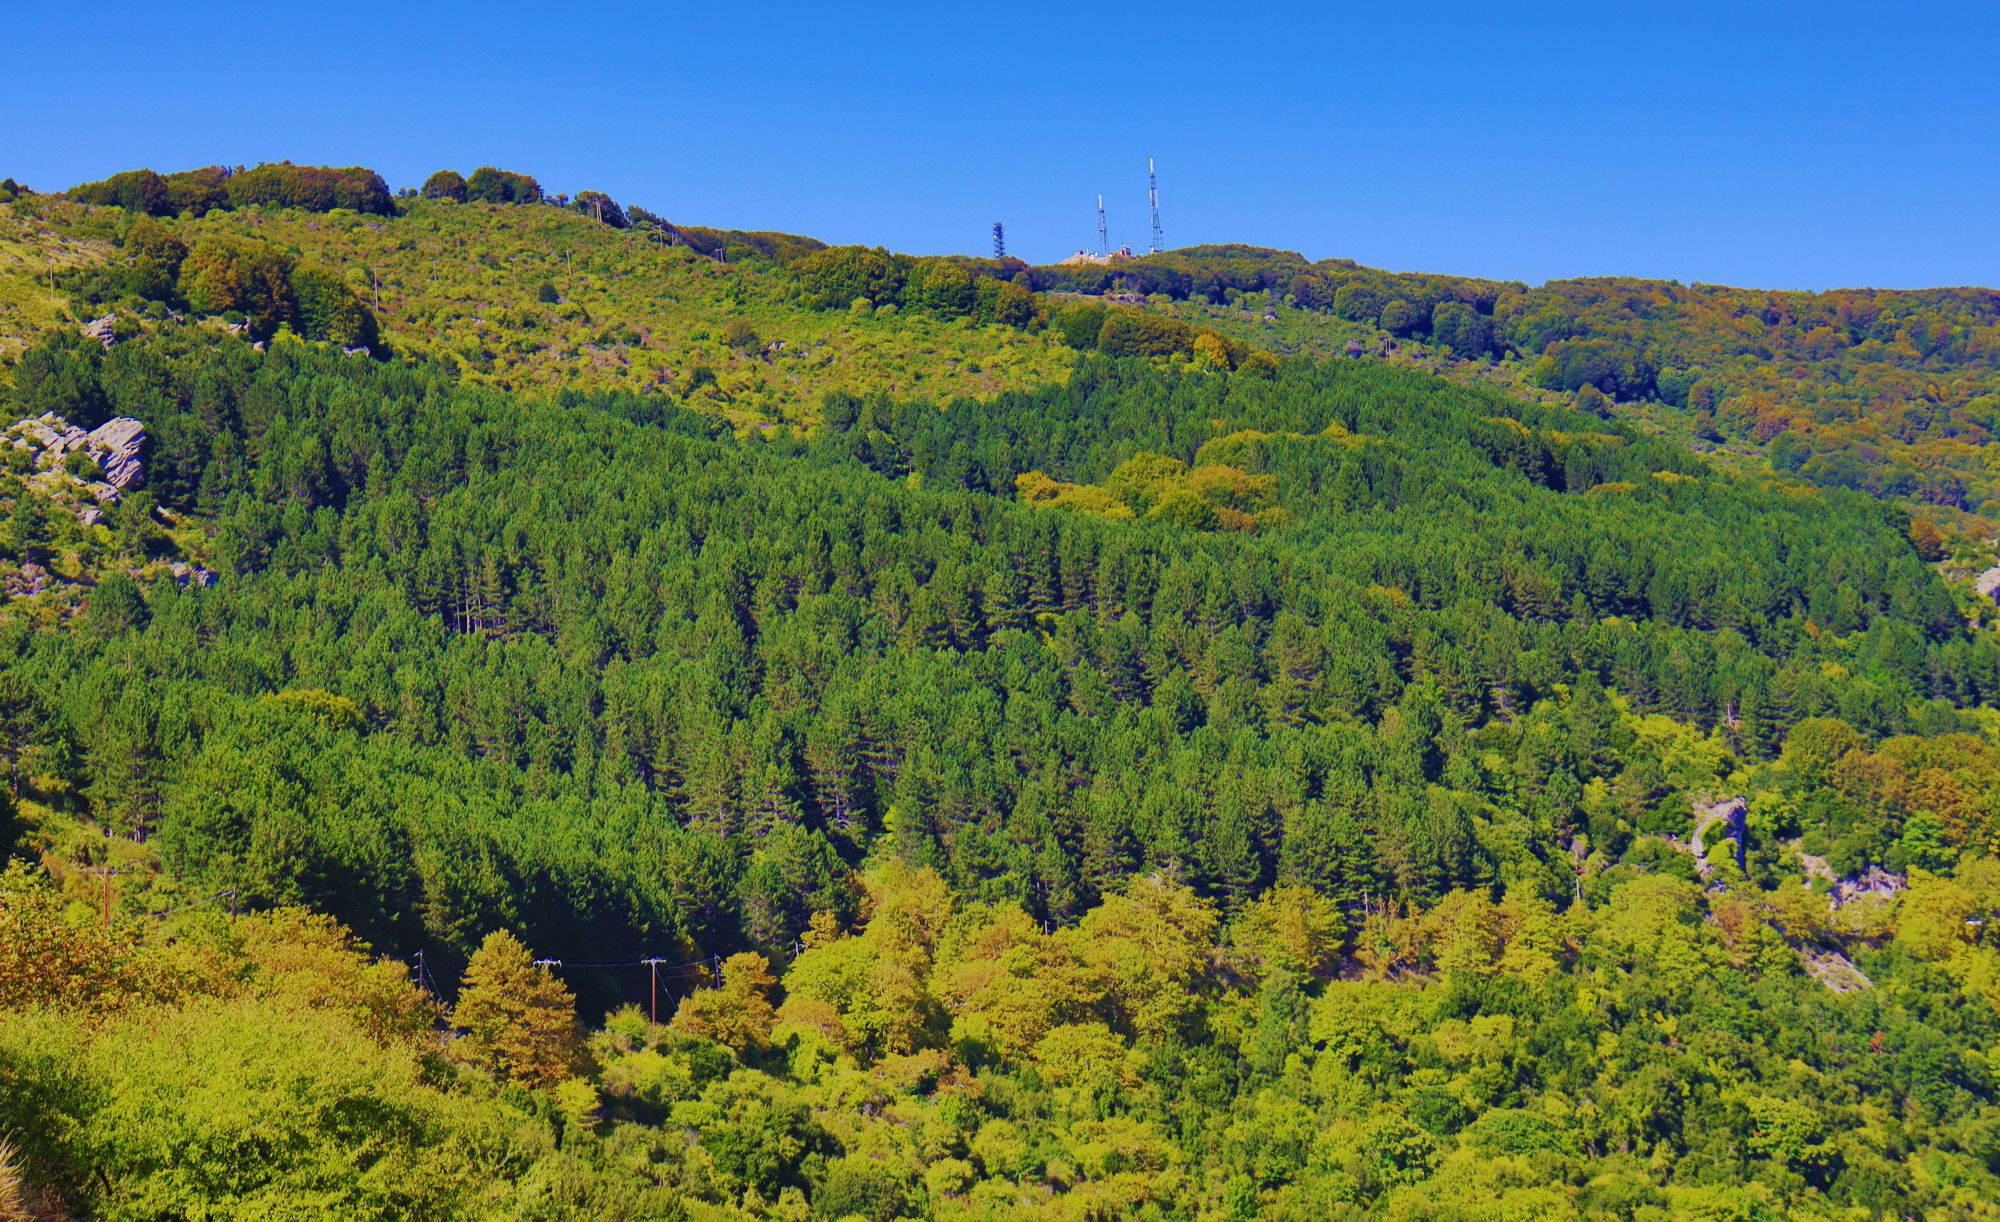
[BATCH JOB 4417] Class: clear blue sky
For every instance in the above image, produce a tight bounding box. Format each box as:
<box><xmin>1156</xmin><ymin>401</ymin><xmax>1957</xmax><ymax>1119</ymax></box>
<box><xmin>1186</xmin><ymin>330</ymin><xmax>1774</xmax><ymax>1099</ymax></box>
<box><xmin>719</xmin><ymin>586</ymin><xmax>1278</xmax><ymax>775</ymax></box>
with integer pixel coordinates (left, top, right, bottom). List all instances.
<box><xmin>10</xmin><ymin>1</ymin><xmax>1996</xmax><ymax>289</ymax></box>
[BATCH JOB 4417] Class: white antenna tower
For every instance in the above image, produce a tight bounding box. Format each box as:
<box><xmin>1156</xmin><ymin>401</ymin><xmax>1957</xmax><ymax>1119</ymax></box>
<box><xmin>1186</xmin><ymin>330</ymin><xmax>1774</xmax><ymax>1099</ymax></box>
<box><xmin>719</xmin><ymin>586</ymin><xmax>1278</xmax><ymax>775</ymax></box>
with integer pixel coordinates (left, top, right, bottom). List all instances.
<box><xmin>1148</xmin><ymin>158</ymin><xmax>1163</xmax><ymax>255</ymax></box>
<box><xmin>1096</xmin><ymin>193</ymin><xmax>1108</xmax><ymax>256</ymax></box>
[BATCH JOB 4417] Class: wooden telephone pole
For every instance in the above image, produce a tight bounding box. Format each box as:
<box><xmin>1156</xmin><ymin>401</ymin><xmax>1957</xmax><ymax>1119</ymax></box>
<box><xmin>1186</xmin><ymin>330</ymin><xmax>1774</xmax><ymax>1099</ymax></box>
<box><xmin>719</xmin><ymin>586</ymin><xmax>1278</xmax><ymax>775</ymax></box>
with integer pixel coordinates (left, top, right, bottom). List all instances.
<box><xmin>94</xmin><ymin>865</ymin><xmax>119</xmax><ymax>926</ymax></box>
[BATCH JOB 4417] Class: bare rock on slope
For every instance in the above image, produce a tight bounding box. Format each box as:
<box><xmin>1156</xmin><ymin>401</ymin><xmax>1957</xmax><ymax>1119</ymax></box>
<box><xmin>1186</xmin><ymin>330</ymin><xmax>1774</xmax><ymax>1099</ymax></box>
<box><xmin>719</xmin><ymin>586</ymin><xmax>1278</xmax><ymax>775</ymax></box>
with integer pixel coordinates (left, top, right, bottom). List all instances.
<box><xmin>84</xmin><ymin>418</ymin><xmax>147</xmax><ymax>491</ymax></box>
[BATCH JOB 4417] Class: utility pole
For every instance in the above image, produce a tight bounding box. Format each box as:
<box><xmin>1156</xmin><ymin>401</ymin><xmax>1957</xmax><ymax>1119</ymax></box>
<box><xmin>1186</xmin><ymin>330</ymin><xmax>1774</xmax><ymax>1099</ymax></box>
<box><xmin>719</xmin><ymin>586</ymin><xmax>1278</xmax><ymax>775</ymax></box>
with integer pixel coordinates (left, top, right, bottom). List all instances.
<box><xmin>95</xmin><ymin>865</ymin><xmax>118</xmax><ymax>926</ymax></box>
<box><xmin>645</xmin><ymin>958</ymin><xmax>662</xmax><ymax>1024</ymax></box>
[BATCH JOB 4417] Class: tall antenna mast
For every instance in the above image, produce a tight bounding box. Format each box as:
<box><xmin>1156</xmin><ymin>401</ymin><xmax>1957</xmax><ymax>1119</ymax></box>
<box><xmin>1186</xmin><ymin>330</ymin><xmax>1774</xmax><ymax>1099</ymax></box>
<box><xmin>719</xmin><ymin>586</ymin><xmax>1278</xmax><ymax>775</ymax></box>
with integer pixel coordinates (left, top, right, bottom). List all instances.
<box><xmin>992</xmin><ymin>221</ymin><xmax>1006</xmax><ymax>259</ymax></box>
<box><xmin>1096</xmin><ymin>193</ymin><xmax>1108</xmax><ymax>256</ymax></box>
<box><xmin>1148</xmin><ymin>158</ymin><xmax>1163</xmax><ymax>255</ymax></box>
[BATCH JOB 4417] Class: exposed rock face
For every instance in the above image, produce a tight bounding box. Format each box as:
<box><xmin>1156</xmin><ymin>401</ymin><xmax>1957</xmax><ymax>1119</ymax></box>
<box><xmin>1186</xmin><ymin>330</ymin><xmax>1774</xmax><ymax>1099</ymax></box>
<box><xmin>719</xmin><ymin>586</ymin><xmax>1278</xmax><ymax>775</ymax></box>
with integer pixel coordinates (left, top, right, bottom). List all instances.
<box><xmin>82</xmin><ymin>315</ymin><xmax>117</xmax><ymax>349</ymax></box>
<box><xmin>1832</xmin><ymin>866</ymin><xmax>1904</xmax><ymax>908</ymax></box>
<box><xmin>168</xmin><ymin>562</ymin><xmax>218</xmax><ymax>588</ymax></box>
<box><xmin>84</xmin><ymin>418</ymin><xmax>146</xmax><ymax>491</ymax></box>
<box><xmin>1977</xmin><ymin>567</ymin><xmax>2000</xmax><ymax>603</ymax></box>
<box><xmin>14</xmin><ymin>414</ymin><xmax>87</xmax><ymax>459</ymax></box>
<box><xmin>5</xmin><ymin>413</ymin><xmax>147</xmax><ymax>529</ymax></box>
<box><xmin>1689</xmin><ymin>796</ymin><xmax>1749</xmax><ymax>879</ymax></box>
<box><xmin>1803</xmin><ymin>948</ymin><xmax>1873</xmax><ymax>993</ymax></box>
<box><xmin>6</xmin><ymin>414</ymin><xmax>146</xmax><ymax>496</ymax></box>
<box><xmin>6</xmin><ymin>562</ymin><xmax>49</xmax><ymax>598</ymax></box>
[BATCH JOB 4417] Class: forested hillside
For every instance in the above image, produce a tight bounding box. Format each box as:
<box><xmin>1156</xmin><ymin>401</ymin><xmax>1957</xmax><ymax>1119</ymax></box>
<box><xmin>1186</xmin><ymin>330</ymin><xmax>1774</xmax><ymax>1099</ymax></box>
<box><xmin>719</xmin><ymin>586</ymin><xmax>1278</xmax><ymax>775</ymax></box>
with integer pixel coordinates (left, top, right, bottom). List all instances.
<box><xmin>15</xmin><ymin>172</ymin><xmax>2000</xmax><ymax>531</ymax></box>
<box><xmin>1</xmin><ymin>186</ymin><xmax>1069</xmax><ymax>424</ymax></box>
<box><xmin>1031</xmin><ymin>246</ymin><xmax>2000</xmax><ymax>525</ymax></box>
<box><xmin>6</xmin><ymin>166</ymin><xmax>2000</xmax><ymax>1218</ymax></box>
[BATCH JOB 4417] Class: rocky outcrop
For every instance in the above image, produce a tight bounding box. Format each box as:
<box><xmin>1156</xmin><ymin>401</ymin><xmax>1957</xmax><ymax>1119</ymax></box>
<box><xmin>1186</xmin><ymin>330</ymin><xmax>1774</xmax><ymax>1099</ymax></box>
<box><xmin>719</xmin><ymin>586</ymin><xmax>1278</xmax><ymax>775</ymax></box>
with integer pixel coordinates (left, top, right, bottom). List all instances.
<box><xmin>1977</xmin><ymin>567</ymin><xmax>2000</xmax><ymax>603</ymax></box>
<box><xmin>1689</xmin><ymin>796</ymin><xmax>1748</xmax><ymax>879</ymax></box>
<box><xmin>5</xmin><ymin>562</ymin><xmax>50</xmax><ymax>598</ymax></box>
<box><xmin>12</xmin><ymin>414</ymin><xmax>87</xmax><ymax>459</ymax></box>
<box><xmin>82</xmin><ymin>314</ymin><xmax>116</xmax><ymax>349</ymax></box>
<box><xmin>6</xmin><ymin>413</ymin><xmax>146</xmax><ymax>496</ymax></box>
<box><xmin>167</xmin><ymin>562</ymin><xmax>218</xmax><ymax>589</ymax></box>
<box><xmin>84</xmin><ymin>418</ymin><xmax>146</xmax><ymax>491</ymax></box>
<box><xmin>5</xmin><ymin>413</ymin><xmax>148</xmax><ymax>529</ymax></box>
<box><xmin>1832</xmin><ymin>866</ymin><xmax>1904</xmax><ymax>908</ymax></box>
<box><xmin>1802</xmin><ymin>948</ymin><xmax>1873</xmax><ymax>993</ymax></box>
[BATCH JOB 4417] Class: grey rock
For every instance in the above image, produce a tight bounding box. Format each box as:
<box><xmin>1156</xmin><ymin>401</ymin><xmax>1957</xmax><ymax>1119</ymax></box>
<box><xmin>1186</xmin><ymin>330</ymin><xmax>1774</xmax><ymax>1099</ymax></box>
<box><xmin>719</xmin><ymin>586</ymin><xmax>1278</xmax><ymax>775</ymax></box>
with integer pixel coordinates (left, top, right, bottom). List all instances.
<box><xmin>18</xmin><ymin>414</ymin><xmax>87</xmax><ymax>460</ymax></box>
<box><xmin>84</xmin><ymin>418</ymin><xmax>146</xmax><ymax>491</ymax></box>
<box><xmin>6</xmin><ymin>562</ymin><xmax>49</xmax><ymax>597</ymax></box>
<box><xmin>1832</xmin><ymin>866</ymin><xmax>1905</xmax><ymax>909</ymax></box>
<box><xmin>168</xmin><ymin>562</ymin><xmax>218</xmax><ymax>588</ymax></box>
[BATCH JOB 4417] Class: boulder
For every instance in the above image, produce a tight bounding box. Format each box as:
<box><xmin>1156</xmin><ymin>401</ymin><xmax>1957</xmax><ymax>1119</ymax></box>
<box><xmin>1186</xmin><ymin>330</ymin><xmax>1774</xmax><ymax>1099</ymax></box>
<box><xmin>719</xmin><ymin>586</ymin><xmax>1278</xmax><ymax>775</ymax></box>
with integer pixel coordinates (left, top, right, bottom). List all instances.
<box><xmin>18</xmin><ymin>414</ymin><xmax>86</xmax><ymax>460</ymax></box>
<box><xmin>84</xmin><ymin>418</ymin><xmax>146</xmax><ymax>491</ymax></box>
<box><xmin>1977</xmin><ymin>567</ymin><xmax>2000</xmax><ymax>603</ymax></box>
<box><xmin>1833</xmin><ymin>866</ymin><xmax>1905</xmax><ymax>908</ymax></box>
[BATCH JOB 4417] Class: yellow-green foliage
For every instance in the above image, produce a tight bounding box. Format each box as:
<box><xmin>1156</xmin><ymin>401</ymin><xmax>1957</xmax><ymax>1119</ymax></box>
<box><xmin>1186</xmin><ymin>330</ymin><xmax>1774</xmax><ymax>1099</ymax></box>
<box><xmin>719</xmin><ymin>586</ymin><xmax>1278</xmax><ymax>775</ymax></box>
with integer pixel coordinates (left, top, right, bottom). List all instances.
<box><xmin>122</xmin><ymin>201</ymin><xmax>1069</xmax><ymax>425</ymax></box>
<box><xmin>1017</xmin><ymin>449</ymin><xmax>1287</xmax><ymax>531</ymax></box>
<box><xmin>1014</xmin><ymin>469</ymin><xmax>1134</xmax><ymax>520</ymax></box>
<box><xmin>451</xmin><ymin>929</ymin><xmax>587</xmax><ymax>1089</ymax></box>
<box><xmin>0</xmin><ymin>200</ymin><xmax>116</xmax><ymax>363</ymax></box>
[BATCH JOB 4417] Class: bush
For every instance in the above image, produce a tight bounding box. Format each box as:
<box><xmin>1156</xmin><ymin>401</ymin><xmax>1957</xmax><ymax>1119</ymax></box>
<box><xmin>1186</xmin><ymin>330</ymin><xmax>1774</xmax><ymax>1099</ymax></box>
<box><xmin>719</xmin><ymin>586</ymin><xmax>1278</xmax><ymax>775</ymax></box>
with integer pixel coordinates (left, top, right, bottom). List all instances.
<box><xmin>162</xmin><ymin>167</ymin><xmax>229</xmax><ymax>216</ymax></box>
<box><xmin>71</xmin><ymin>164</ymin><xmax>390</xmax><ymax>217</ymax></box>
<box><xmin>291</xmin><ymin>265</ymin><xmax>378</xmax><ymax>348</ymax></box>
<box><xmin>224</xmin><ymin>163</ymin><xmax>393</xmax><ymax>215</ymax></box>
<box><xmin>1050</xmin><ymin>301</ymin><xmax>1108</xmax><ymax>350</ymax></box>
<box><xmin>1332</xmin><ymin>281</ymin><xmax>1384</xmax><ymax>324</ymax></box>
<box><xmin>1431</xmin><ymin>302</ymin><xmax>1496</xmax><ymax>358</ymax></box>
<box><xmin>10</xmin><ymin>330</ymin><xmax>108</xmax><ymax>427</ymax></box>
<box><xmin>816</xmin><ymin>1157</ymin><xmax>909</xmax><ymax>1222</ymax></box>
<box><xmin>1097</xmin><ymin>309</ymin><xmax>1193</xmax><ymax>358</ymax></box>
<box><xmin>722</xmin><ymin>320</ymin><xmax>761</xmax><ymax>352</ymax></box>
<box><xmin>1378</xmin><ymin>297</ymin><xmax>1426</xmax><ymax>336</ymax></box>
<box><xmin>178</xmin><ymin>237</ymin><xmax>297</xmax><ymax>338</ymax></box>
<box><xmin>794</xmin><ymin>247</ymin><xmax>906</xmax><ymax>312</ymax></box>
<box><xmin>421</xmin><ymin>170</ymin><xmax>468</xmax><ymax>202</ymax></box>
<box><xmin>68</xmin><ymin>169</ymin><xmax>172</xmax><ymax>216</ymax></box>
<box><xmin>573</xmin><ymin>191</ymin><xmax>629</xmax><ymax>228</ymax></box>
<box><xmin>465</xmin><ymin>167</ymin><xmax>542</xmax><ymax>205</ymax></box>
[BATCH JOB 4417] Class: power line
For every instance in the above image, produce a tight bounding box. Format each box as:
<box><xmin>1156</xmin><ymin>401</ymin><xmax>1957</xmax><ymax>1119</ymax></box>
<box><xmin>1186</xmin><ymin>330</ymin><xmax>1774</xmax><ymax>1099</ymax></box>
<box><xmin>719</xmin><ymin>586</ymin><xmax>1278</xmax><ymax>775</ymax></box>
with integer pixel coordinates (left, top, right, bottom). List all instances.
<box><xmin>145</xmin><ymin>887</ymin><xmax>236</xmax><ymax>920</ymax></box>
<box><xmin>530</xmin><ymin>955</ymin><xmax>715</xmax><ymax>972</ymax></box>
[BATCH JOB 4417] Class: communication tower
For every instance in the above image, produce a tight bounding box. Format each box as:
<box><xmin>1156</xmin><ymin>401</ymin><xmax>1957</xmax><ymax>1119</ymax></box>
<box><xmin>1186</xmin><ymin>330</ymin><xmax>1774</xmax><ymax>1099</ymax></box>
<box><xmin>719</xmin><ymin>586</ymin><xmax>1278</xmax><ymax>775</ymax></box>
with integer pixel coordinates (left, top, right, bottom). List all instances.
<box><xmin>1097</xmin><ymin>194</ymin><xmax>1108</xmax><ymax>256</ymax></box>
<box><xmin>1148</xmin><ymin>158</ymin><xmax>1164</xmax><ymax>255</ymax></box>
<box><xmin>992</xmin><ymin>221</ymin><xmax>1006</xmax><ymax>259</ymax></box>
